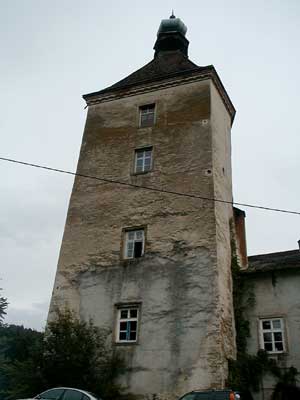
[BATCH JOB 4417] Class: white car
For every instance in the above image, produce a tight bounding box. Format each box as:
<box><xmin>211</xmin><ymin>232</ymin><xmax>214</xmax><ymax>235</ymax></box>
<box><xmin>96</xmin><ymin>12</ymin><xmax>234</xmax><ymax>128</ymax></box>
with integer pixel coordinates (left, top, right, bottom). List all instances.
<box><xmin>21</xmin><ymin>387</ymin><xmax>103</xmax><ymax>400</ymax></box>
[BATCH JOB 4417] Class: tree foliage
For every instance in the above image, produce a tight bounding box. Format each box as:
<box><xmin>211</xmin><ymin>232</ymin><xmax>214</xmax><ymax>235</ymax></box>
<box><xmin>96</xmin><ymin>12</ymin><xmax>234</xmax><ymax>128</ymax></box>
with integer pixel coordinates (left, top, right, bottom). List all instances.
<box><xmin>0</xmin><ymin>324</ymin><xmax>44</xmax><ymax>399</ymax></box>
<box><xmin>0</xmin><ymin>310</ymin><xmax>124</xmax><ymax>400</ymax></box>
<box><xmin>43</xmin><ymin>309</ymin><xmax>124</xmax><ymax>398</ymax></box>
<box><xmin>230</xmin><ymin>238</ymin><xmax>255</xmax><ymax>354</ymax></box>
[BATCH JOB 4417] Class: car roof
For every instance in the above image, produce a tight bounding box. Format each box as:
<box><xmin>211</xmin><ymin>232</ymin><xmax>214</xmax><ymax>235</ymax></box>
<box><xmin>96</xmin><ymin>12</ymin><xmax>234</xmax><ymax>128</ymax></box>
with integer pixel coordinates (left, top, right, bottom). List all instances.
<box><xmin>180</xmin><ymin>390</ymin><xmax>234</xmax><ymax>397</ymax></box>
<box><xmin>41</xmin><ymin>388</ymin><xmax>96</xmax><ymax>397</ymax></box>
<box><xmin>190</xmin><ymin>390</ymin><xmax>232</xmax><ymax>393</ymax></box>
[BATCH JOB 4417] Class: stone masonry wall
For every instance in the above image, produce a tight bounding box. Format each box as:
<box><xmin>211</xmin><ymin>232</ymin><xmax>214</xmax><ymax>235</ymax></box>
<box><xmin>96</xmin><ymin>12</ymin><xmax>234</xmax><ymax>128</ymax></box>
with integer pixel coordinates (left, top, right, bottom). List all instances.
<box><xmin>49</xmin><ymin>78</ymin><xmax>235</xmax><ymax>399</ymax></box>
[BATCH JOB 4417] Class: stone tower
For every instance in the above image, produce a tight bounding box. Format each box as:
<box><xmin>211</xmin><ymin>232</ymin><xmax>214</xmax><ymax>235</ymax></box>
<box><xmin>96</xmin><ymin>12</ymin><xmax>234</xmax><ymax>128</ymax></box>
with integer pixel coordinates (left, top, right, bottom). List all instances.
<box><xmin>49</xmin><ymin>14</ymin><xmax>236</xmax><ymax>399</ymax></box>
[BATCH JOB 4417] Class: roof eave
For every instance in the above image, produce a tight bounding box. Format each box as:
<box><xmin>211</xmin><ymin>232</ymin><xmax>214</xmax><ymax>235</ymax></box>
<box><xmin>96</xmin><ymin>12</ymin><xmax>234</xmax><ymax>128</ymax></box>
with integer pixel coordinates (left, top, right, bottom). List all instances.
<box><xmin>82</xmin><ymin>66</ymin><xmax>236</xmax><ymax>124</ymax></box>
<box><xmin>82</xmin><ymin>66</ymin><xmax>203</xmax><ymax>99</ymax></box>
<box><xmin>242</xmin><ymin>265</ymin><xmax>300</xmax><ymax>275</ymax></box>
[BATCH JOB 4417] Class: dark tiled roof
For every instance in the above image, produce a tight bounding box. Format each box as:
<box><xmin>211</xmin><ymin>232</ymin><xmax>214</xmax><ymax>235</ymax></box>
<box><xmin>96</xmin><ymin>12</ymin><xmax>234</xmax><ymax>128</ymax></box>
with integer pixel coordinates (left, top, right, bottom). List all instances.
<box><xmin>83</xmin><ymin>51</ymin><xmax>210</xmax><ymax>99</ymax></box>
<box><xmin>244</xmin><ymin>249</ymin><xmax>300</xmax><ymax>274</ymax></box>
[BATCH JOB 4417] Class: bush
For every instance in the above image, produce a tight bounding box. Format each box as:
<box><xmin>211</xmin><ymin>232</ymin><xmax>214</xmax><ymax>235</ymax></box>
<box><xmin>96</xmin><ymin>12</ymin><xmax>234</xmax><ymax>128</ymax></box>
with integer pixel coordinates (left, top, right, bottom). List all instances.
<box><xmin>43</xmin><ymin>309</ymin><xmax>124</xmax><ymax>398</ymax></box>
<box><xmin>0</xmin><ymin>310</ymin><xmax>124</xmax><ymax>400</ymax></box>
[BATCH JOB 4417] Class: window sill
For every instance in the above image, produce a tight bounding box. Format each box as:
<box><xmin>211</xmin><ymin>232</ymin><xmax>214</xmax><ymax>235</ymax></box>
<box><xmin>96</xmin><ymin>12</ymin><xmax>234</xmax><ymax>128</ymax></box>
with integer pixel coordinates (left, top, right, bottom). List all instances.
<box><xmin>122</xmin><ymin>257</ymin><xmax>145</xmax><ymax>266</ymax></box>
<box><xmin>131</xmin><ymin>170</ymin><xmax>153</xmax><ymax>176</ymax></box>
<box><xmin>265</xmin><ymin>351</ymin><xmax>288</xmax><ymax>356</ymax></box>
<box><xmin>138</xmin><ymin>125</ymin><xmax>154</xmax><ymax>130</ymax></box>
<box><xmin>114</xmin><ymin>341</ymin><xmax>139</xmax><ymax>346</ymax></box>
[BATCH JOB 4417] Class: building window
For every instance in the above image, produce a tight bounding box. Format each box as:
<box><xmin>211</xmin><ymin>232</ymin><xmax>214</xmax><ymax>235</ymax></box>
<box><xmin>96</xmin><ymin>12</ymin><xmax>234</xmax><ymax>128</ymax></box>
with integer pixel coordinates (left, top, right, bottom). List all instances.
<box><xmin>135</xmin><ymin>147</ymin><xmax>152</xmax><ymax>173</ymax></box>
<box><xmin>139</xmin><ymin>104</ymin><xmax>155</xmax><ymax>127</ymax></box>
<box><xmin>116</xmin><ymin>306</ymin><xmax>139</xmax><ymax>343</ymax></box>
<box><xmin>124</xmin><ymin>229</ymin><xmax>144</xmax><ymax>259</ymax></box>
<box><xmin>260</xmin><ymin>318</ymin><xmax>285</xmax><ymax>353</ymax></box>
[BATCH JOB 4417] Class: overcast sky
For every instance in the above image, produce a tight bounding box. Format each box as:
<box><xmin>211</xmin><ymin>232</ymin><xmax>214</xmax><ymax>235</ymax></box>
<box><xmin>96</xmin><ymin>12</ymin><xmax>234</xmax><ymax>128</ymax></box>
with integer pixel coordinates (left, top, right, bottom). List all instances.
<box><xmin>1</xmin><ymin>0</ymin><xmax>300</xmax><ymax>331</ymax></box>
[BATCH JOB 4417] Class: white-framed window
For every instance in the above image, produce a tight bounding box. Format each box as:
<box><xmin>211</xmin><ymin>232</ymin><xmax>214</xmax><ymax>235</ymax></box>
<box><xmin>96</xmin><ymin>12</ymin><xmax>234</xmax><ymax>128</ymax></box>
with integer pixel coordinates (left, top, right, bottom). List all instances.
<box><xmin>259</xmin><ymin>318</ymin><xmax>286</xmax><ymax>353</ymax></box>
<box><xmin>116</xmin><ymin>306</ymin><xmax>139</xmax><ymax>343</ymax></box>
<box><xmin>135</xmin><ymin>147</ymin><xmax>152</xmax><ymax>173</ymax></box>
<box><xmin>124</xmin><ymin>229</ymin><xmax>144</xmax><ymax>259</ymax></box>
<box><xmin>139</xmin><ymin>104</ymin><xmax>155</xmax><ymax>127</ymax></box>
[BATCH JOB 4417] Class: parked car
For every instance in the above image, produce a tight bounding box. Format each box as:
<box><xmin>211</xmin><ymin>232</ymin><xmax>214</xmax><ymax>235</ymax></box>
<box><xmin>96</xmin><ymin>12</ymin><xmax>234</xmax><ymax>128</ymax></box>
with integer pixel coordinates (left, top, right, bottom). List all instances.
<box><xmin>20</xmin><ymin>387</ymin><xmax>103</xmax><ymax>400</ymax></box>
<box><xmin>179</xmin><ymin>390</ymin><xmax>240</xmax><ymax>400</ymax></box>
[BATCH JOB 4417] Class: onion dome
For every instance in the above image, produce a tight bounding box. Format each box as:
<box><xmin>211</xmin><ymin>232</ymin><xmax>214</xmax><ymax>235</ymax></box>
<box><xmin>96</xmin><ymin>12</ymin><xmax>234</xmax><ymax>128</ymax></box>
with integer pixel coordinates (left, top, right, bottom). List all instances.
<box><xmin>154</xmin><ymin>13</ymin><xmax>189</xmax><ymax>57</ymax></box>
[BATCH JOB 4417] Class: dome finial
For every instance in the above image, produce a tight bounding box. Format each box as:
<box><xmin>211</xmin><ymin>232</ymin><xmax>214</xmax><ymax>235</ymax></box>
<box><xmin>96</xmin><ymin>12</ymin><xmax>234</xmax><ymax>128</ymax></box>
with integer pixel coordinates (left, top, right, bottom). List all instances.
<box><xmin>154</xmin><ymin>14</ymin><xmax>189</xmax><ymax>57</ymax></box>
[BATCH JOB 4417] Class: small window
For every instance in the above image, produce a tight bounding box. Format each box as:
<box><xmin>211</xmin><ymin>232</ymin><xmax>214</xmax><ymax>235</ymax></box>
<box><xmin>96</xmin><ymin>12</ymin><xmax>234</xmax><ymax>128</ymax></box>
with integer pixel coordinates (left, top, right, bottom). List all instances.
<box><xmin>124</xmin><ymin>229</ymin><xmax>144</xmax><ymax>259</ymax></box>
<box><xmin>139</xmin><ymin>104</ymin><xmax>155</xmax><ymax>127</ymax></box>
<box><xmin>116</xmin><ymin>306</ymin><xmax>139</xmax><ymax>343</ymax></box>
<box><xmin>259</xmin><ymin>318</ymin><xmax>286</xmax><ymax>353</ymax></box>
<box><xmin>135</xmin><ymin>147</ymin><xmax>152</xmax><ymax>173</ymax></box>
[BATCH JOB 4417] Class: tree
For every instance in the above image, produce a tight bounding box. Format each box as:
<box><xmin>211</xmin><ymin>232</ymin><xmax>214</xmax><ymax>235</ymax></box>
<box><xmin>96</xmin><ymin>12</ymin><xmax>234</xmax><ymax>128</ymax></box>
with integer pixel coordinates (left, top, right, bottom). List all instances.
<box><xmin>0</xmin><ymin>310</ymin><xmax>124</xmax><ymax>400</ymax></box>
<box><xmin>42</xmin><ymin>309</ymin><xmax>124</xmax><ymax>398</ymax></box>
<box><xmin>0</xmin><ymin>325</ymin><xmax>44</xmax><ymax>399</ymax></box>
<box><xmin>271</xmin><ymin>367</ymin><xmax>300</xmax><ymax>400</ymax></box>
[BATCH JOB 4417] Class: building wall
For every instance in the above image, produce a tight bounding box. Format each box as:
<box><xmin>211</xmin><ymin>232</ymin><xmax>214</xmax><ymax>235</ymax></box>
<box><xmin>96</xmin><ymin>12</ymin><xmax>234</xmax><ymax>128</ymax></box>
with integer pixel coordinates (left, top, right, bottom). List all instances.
<box><xmin>49</xmin><ymin>78</ymin><xmax>235</xmax><ymax>399</ymax></box>
<box><xmin>208</xmin><ymin>82</ymin><xmax>236</xmax><ymax>386</ymax></box>
<box><xmin>245</xmin><ymin>270</ymin><xmax>300</xmax><ymax>400</ymax></box>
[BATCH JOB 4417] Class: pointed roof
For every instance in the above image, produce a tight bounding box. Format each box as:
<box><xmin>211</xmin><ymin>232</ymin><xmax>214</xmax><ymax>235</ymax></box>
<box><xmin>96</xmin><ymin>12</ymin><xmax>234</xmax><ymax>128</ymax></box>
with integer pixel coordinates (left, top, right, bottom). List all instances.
<box><xmin>83</xmin><ymin>51</ymin><xmax>202</xmax><ymax>99</ymax></box>
<box><xmin>83</xmin><ymin>15</ymin><xmax>236</xmax><ymax>122</ymax></box>
<box><xmin>109</xmin><ymin>51</ymin><xmax>199</xmax><ymax>89</ymax></box>
<box><xmin>83</xmin><ymin>14</ymin><xmax>198</xmax><ymax>100</ymax></box>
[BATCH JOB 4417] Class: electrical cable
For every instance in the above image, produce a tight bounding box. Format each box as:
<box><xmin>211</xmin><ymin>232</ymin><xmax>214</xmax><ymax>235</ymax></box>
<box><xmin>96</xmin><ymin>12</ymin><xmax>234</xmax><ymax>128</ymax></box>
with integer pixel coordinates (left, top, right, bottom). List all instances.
<box><xmin>0</xmin><ymin>156</ymin><xmax>299</xmax><ymax>216</ymax></box>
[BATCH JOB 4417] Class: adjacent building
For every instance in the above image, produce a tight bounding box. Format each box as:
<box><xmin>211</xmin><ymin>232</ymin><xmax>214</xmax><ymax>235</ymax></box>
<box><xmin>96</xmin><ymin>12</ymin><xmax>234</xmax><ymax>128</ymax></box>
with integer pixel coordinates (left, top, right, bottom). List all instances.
<box><xmin>243</xmin><ymin>248</ymin><xmax>300</xmax><ymax>399</ymax></box>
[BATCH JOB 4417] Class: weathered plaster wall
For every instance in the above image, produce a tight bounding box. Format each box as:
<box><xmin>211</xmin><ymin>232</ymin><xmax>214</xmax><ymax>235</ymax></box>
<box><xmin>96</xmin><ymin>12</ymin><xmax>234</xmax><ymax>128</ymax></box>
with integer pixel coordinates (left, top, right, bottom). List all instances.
<box><xmin>210</xmin><ymin>82</ymin><xmax>236</xmax><ymax>385</ymax></box>
<box><xmin>245</xmin><ymin>270</ymin><xmax>300</xmax><ymax>400</ymax></box>
<box><xmin>49</xmin><ymin>78</ymin><xmax>235</xmax><ymax>399</ymax></box>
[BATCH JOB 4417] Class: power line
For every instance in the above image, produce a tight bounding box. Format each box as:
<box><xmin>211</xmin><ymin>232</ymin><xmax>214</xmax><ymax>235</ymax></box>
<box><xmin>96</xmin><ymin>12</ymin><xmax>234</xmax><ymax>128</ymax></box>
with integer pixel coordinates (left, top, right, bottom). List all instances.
<box><xmin>0</xmin><ymin>156</ymin><xmax>300</xmax><ymax>216</ymax></box>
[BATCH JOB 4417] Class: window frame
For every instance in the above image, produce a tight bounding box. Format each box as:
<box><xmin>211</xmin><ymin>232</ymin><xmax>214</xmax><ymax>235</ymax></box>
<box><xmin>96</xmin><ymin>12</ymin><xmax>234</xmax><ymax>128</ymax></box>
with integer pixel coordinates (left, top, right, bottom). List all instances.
<box><xmin>134</xmin><ymin>146</ymin><xmax>153</xmax><ymax>174</ymax></box>
<box><xmin>139</xmin><ymin>103</ymin><xmax>156</xmax><ymax>128</ymax></box>
<box><xmin>115</xmin><ymin>304</ymin><xmax>140</xmax><ymax>344</ymax></box>
<box><xmin>259</xmin><ymin>317</ymin><xmax>286</xmax><ymax>354</ymax></box>
<box><xmin>122</xmin><ymin>227</ymin><xmax>145</xmax><ymax>260</ymax></box>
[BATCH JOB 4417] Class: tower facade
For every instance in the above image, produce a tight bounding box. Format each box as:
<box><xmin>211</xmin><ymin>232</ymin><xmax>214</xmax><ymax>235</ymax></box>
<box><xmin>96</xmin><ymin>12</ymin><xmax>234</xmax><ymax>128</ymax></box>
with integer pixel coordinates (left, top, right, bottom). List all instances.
<box><xmin>49</xmin><ymin>15</ymin><xmax>236</xmax><ymax>399</ymax></box>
